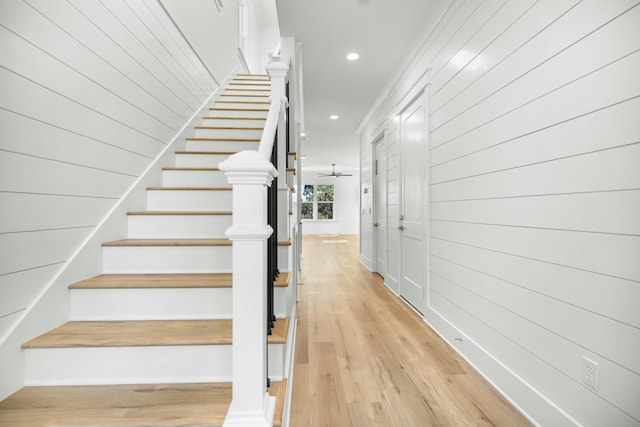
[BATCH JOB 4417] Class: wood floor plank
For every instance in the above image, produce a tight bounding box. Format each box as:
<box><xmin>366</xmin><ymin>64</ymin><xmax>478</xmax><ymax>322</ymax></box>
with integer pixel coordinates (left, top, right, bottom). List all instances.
<box><xmin>291</xmin><ymin>235</ymin><xmax>533</xmax><ymax>426</ymax></box>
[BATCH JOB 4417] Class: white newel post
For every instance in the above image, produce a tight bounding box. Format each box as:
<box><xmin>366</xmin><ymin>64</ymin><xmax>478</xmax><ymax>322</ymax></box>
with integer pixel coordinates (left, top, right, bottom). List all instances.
<box><xmin>266</xmin><ymin>61</ymin><xmax>291</xmax><ymax>246</ymax></box>
<box><xmin>220</xmin><ymin>151</ymin><xmax>277</xmax><ymax>427</ymax></box>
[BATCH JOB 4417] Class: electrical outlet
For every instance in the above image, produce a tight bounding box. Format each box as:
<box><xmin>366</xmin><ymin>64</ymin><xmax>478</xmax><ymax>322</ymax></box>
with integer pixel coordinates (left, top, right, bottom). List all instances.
<box><xmin>582</xmin><ymin>356</ymin><xmax>599</xmax><ymax>391</ymax></box>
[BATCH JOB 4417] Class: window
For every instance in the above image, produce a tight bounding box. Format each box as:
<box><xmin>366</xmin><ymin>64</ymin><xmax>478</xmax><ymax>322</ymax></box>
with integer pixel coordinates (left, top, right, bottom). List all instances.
<box><xmin>301</xmin><ymin>184</ymin><xmax>334</xmax><ymax>220</ymax></box>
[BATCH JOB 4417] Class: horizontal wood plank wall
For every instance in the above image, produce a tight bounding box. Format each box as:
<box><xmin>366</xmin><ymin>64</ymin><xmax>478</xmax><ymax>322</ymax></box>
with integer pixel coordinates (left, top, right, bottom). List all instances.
<box><xmin>359</xmin><ymin>0</ymin><xmax>640</xmax><ymax>425</ymax></box>
<box><xmin>0</xmin><ymin>0</ymin><xmax>218</xmax><ymax>375</ymax></box>
<box><xmin>385</xmin><ymin>117</ymin><xmax>400</xmax><ymax>293</ymax></box>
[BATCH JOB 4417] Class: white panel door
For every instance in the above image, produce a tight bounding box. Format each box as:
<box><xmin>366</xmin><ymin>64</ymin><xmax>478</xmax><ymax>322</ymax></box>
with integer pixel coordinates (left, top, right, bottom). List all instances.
<box><xmin>399</xmin><ymin>92</ymin><xmax>428</xmax><ymax>313</ymax></box>
<box><xmin>374</xmin><ymin>136</ymin><xmax>387</xmax><ymax>277</ymax></box>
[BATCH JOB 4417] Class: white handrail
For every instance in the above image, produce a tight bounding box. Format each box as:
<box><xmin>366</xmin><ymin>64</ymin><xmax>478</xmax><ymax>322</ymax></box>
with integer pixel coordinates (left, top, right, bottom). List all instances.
<box><xmin>257</xmin><ymin>95</ymin><xmax>283</xmax><ymax>159</ymax></box>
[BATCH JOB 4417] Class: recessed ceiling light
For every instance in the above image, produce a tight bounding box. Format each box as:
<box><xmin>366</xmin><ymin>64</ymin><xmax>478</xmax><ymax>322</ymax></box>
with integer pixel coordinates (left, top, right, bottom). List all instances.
<box><xmin>300</xmin><ymin>132</ymin><xmax>306</xmax><ymax>137</ymax></box>
<box><xmin>330</xmin><ymin>115</ymin><xmax>339</xmax><ymax>120</ymax></box>
<box><xmin>346</xmin><ymin>52</ymin><xmax>359</xmax><ymax>61</ymax></box>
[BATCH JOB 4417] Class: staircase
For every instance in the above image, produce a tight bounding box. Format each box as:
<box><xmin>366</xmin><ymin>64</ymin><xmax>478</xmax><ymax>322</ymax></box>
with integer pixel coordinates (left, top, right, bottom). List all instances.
<box><xmin>0</xmin><ymin>74</ymin><xmax>293</xmax><ymax>426</ymax></box>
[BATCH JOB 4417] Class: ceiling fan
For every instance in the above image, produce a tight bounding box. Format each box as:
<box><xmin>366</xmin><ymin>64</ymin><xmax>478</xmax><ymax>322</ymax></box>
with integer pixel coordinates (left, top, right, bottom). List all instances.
<box><xmin>318</xmin><ymin>163</ymin><xmax>352</xmax><ymax>178</ymax></box>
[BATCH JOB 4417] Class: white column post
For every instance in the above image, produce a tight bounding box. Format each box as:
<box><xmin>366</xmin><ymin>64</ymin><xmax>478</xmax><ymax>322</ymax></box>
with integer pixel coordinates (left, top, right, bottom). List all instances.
<box><xmin>220</xmin><ymin>151</ymin><xmax>277</xmax><ymax>427</ymax></box>
<box><xmin>266</xmin><ymin>61</ymin><xmax>291</xmax><ymax>245</ymax></box>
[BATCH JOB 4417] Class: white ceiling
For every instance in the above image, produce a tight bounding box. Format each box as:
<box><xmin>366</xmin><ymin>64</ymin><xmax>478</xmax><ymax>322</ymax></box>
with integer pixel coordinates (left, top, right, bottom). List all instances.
<box><xmin>275</xmin><ymin>0</ymin><xmax>437</xmax><ymax>174</ymax></box>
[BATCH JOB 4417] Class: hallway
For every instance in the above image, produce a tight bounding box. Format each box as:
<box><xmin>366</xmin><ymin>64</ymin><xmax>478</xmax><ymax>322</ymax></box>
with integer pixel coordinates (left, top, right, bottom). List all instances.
<box><xmin>290</xmin><ymin>234</ymin><xmax>533</xmax><ymax>426</ymax></box>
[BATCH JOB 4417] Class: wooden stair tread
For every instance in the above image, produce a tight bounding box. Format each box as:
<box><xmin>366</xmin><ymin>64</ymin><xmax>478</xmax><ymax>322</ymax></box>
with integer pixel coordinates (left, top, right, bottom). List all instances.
<box><xmin>102</xmin><ymin>239</ymin><xmax>231</xmax><ymax>247</ymax></box>
<box><xmin>225</xmin><ymin>88</ymin><xmax>270</xmax><ymax>92</ymax></box>
<box><xmin>270</xmin><ymin>316</ymin><xmax>290</xmax><ymax>344</ymax></box>
<box><xmin>22</xmin><ymin>317</ymin><xmax>290</xmax><ymax>348</ymax></box>
<box><xmin>127</xmin><ymin>211</ymin><xmax>231</xmax><ymax>216</ymax></box>
<box><xmin>146</xmin><ymin>186</ymin><xmax>231</xmax><ymax>190</ymax></box>
<box><xmin>0</xmin><ymin>382</ymin><xmax>232</xmax><ymax>427</ymax></box>
<box><xmin>69</xmin><ymin>272</ymin><xmax>290</xmax><ymax>289</ymax></box>
<box><xmin>274</xmin><ymin>271</ymin><xmax>292</xmax><ymax>288</ymax></box>
<box><xmin>278</xmin><ymin>238</ymin><xmax>294</xmax><ymax>247</ymax></box>
<box><xmin>270</xmin><ymin>378</ymin><xmax>287</xmax><ymax>427</ymax></box>
<box><xmin>22</xmin><ymin>319</ymin><xmax>233</xmax><ymax>348</ymax></box>
<box><xmin>69</xmin><ymin>273</ymin><xmax>233</xmax><ymax>289</ymax></box>
<box><xmin>0</xmin><ymin>380</ymin><xmax>286</xmax><ymax>427</ymax></box>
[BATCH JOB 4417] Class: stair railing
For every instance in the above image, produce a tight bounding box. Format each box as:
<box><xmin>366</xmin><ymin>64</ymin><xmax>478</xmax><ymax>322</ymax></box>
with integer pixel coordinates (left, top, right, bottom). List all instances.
<box><xmin>219</xmin><ymin>60</ymin><xmax>289</xmax><ymax>427</ymax></box>
<box><xmin>267</xmin><ymin>130</ymin><xmax>278</xmax><ymax>339</ymax></box>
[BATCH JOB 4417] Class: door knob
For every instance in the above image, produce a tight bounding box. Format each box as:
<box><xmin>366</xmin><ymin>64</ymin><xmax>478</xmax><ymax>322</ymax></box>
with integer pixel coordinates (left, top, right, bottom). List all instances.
<box><xmin>373</xmin><ymin>223</ymin><xmax>379</xmax><ymax>227</ymax></box>
<box><xmin>398</xmin><ymin>225</ymin><xmax>404</xmax><ymax>231</ymax></box>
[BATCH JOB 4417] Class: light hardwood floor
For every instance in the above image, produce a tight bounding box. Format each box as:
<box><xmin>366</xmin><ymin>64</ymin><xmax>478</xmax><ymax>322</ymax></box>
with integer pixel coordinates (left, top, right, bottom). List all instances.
<box><xmin>291</xmin><ymin>234</ymin><xmax>533</xmax><ymax>426</ymax></box>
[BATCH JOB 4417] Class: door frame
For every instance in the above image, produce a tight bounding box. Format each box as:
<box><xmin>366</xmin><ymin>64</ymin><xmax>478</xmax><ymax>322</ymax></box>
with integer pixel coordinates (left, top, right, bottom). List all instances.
<box><xmin>372</xmin><ymin>132</ymin><xmax>387</xmax><ymax>278</ymax></box>
<box><xmin>398</xmin><ymin>87</ymin><xmax>430</xmax><ymax>315</ymax></box>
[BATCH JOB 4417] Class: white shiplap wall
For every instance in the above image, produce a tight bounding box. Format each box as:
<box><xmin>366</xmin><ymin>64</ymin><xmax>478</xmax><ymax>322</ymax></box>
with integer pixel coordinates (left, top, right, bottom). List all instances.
<box><xmin>0</xmin><ymin>0</ymin><xmax>228</xmax><ymax>399</ymax></box>
<box><xmin>359</xmin><ymin>0</ymin><xmax>640</xmax><ymax>425</ymax></box>
<box><xmin>384</xmin><ymin>116</ymin><xmax>400</xmax><ymax>294</ymax></box>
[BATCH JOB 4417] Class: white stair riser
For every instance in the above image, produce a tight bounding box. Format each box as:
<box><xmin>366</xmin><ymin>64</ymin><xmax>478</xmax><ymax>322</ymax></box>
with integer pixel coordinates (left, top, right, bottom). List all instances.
<box><xmin>69</xmin><ymin>287</ymin><xmax>289</xmax><ymax>320</ymax></box>
<box><xmin>70</xmin><ymin>288</ymin><xmax>232</xmax><ymax>320</ymax></box>
<box><xmin>24</xmin><ymin>346</ymin><xmax>232</xmax><ymax>385</ymax></box>
<box><xmin>147</xmin><ymin>190</ymin><xmax>232</xmax><ymax>211</ymax></box>
<box><xmin>278</xmin><ymin>245</ymin><xmax>293</xmax><ymax>272</ymax></box>
<box><xmin>175</xmin><ymin>153</ymin><xmax>231</xmax><ymax>168</ymax></box>
<box><xmin>214</xmin><ymin>101</ymin><xmax>270</xmax><ymax>110</ymax></box>
<box><xmin>208</xmin><ymin>108</ymin><xmax>268</xmax><ymax>118</ymax></box>
<box><xmin>127</xmin><ymin>214</ymin><xmax>231</xmax><ymax>239</ymax></box>
<box><xmin>202</xmin><ymin>117</ymin><xmax>267</xmax><ymax>127</ymax></box>
<box><xmin>162</xmin><ymin>170</ymin><xmax>228</xmax><ymax>187</ymax></box>
<box><xmin>268</xmin><ymin>344</ymin><xmax>286</xmax><ymax>381</ymax></box>
<box><xmin>231</xmin><ymin>77</ymin><xmax>270</xmax><ymax>82</ymax></box>
<box><xmin>102</xmin><ymin>245</ymin><xmax>231</xmax><ymax>274</ymax></box>
<box><xmin>220</xmin><ymin>93</ymin><xmax>269</xmax><ymax>100</ymax></box>
<box><xmin>228</xmin><ymin>81</ymin><xmax>270</xmax><ymax>87</ymax></box>
<box><xmin>194</xmin><ymin>127</ymin><xmax>263</xmax><ymax>139</ymax></box>
<box><xmin>222</xmin><ymin>90</ymin><xmax>270</xmax><ymax>97</ymax></box>
<box><xmin>185</xmin><ymin>140</ymin><xmax>259</xmax><ymax>152</ymax></box>
<box><xmin>24</xmin><ymin>343</ymin><xmax>285</xmax><ymax>385</ymax></box>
